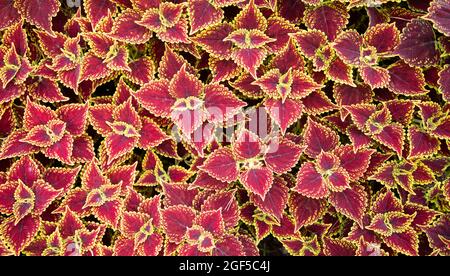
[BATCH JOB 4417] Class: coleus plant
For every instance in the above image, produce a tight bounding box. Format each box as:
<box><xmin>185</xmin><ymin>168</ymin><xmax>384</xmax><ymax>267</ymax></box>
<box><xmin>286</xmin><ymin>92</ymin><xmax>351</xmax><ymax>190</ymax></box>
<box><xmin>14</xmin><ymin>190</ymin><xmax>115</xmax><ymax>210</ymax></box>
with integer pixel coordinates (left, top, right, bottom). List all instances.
<box><xmin>0</xmin><ymin>0</ymin><xmax>450</xmax><ymax>257</ymax></box>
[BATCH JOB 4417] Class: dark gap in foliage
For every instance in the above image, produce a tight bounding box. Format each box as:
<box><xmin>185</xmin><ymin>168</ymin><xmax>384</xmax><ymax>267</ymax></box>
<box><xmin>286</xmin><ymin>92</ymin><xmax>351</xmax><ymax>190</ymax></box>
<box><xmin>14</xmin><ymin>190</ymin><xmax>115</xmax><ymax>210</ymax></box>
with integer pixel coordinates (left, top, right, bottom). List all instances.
<box><xmin>92</xmin><ymin>81</ymin><xmax>117</xmax><ymax>98</ymax></box>
<box><xmin>223</xmin><ymin>6</ymin><xmax>241</xmax><ymax>21</ymax></box>
<box><xmin>349</xmin><ymin>8</ymin><xmax>369</xmax><ymax>33</ymax></box>
<box><xmin>258</xmin><ymin>235</ymin><xmax>287</xmax><ymax>256</ymax></box>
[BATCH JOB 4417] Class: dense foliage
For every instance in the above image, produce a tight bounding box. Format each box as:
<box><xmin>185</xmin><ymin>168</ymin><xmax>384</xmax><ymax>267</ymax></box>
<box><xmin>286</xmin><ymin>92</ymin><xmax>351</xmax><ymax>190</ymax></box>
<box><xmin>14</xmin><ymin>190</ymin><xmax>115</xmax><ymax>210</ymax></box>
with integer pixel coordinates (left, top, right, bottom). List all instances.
<box><xmin>0</xmin><ymin>0</ymin><xmax>449</xmax><ymax>256</ymax></box>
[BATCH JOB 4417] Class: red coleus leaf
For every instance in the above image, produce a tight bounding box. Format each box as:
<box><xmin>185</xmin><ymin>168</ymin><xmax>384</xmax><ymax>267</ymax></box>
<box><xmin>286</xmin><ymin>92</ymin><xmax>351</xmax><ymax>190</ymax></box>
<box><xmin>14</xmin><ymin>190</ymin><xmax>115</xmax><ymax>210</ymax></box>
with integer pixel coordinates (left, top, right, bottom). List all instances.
<box><xmin>384</xmin><ymin>227</ymin><xmax>419</xmax><ymax>256</ymax></box>
<box><xmin>250</xmin><ymin>177</ymin><xmax>288</xmax><ymax>222</ymax></box>
<box><xmin>303</xmin><ymin>118</ymin><xmax>339</xmax><ymax>158</ymax></box>
<box><xmin>134</xmin><ymin>79</ymin><xmax>174</xmax><ymax>118</ymax></box>
<box><xmin>231</xmin><ymin>47</ymin><xmax>267</xmax><ymax>79</ymax></box>
<box><xmin>304</xmin><ymin>2</ymin><xmax>349</xmax><ymax>41</ymax></box>
<box><xmin>388</xmin><ymin>62</ymin><xmax>427</xmax><ymax>95</ymax></box>
<box><xmin>240</xmin><ymin>167</ymin><xmax>274</xmax><ymax>200</ymax></box>
<box><xmin>264</xmin><ymin>98</ymin><xmax>303</xmax><ymax>134</ymax></box>
<box><xmin>84</xmin><ymin>0</ymin><xmax>117</xmax><ymax>29</ymax></box>
<box><xmin>200</xmin><ymin>147</ymin><xmax>239</xmax><ymax>182</ymax></box>
<box><xmin>334</xmin><ymin>145</ymin><xmax>375</xmax><ymax>181</ymax></box>
<box><xmin>294</xmin><ymin>162</ymin><xmax>329</xmax><ymax>199</ymax></box>
<box><xmin>0</xmin><ymin>215</ymin><xmax>40</xmax><ymax>255</ymax></box>
<box><xmin>201</xmin><ymin>190</ymin><xmax>239</xmax><ymax>230</ymax></box>
<box><xmin>108</xmin><ymin>9</ymin><xmax>152</xmax><ymax>44</ymax></box>
<box><xmin>212</xmin><ymin>235</ymin><xmax>245</xmax><ymax>256</ymax></box>
<box><xmin>0</xmin><ymin>0</ymin><xmax>20</xmax><ymax>30</ymax></box>
<box><xmin>408</xmin><ymin>126</ymin><xmax>440</xmax><ymax>159</ymax></box>
<box><xmin>234</xmin><ymin>0</ymin><xmax>267</xmax><ymax>31</ymax></box>
<box><xmin>439</xmin><ymin>66</ymin><xmax>450</xmax><ymax>101</ymax></box>
<box><xmin>14</xmin><ymin>0</ymin><xmax>59</xmax><ymax>34</ymax></box>
<box><xmin>204</xmin><ymin>83</ymin><xmax>246</xmax><ymax>124</ymax></box>
<box><xmin>424</xmin><ymin>0</ymin><xmax>450</xmax><ymax>36</ymax></box>
<box><xmin>364</xmin><ymin>23</ymin><xmax>400</xmax><ymax>54</ymax></box>
<box><xmin>422</xmin><ymin>215</ymin><xmax>450</xmax><ymax>254</ymax></box>
<box><xmin>329</xmin><ymin>184</ymin><xmax>367</xmax><ymax>227</ymax></box>
<box><xmin>372</xmin><ymin>123</ymin><xmax>405</xmax><ymax>157</ymax></box>
<box><xmin>332</xmin><ymin>30</ymin><xmax>362</xmax><ymax>66</ymax></box>
<box><xmin>395</xmin><ymin>19</ymin><xmax>439</xmax><ymax>66</ymax></box>
<box><xmin>188</xmin><ymin>0</ymin><xmax>223</xmax><ymax>35</ymax></box>
<box><xmin>360</xmin><ymin>65</ymin><xmax>390</xmax><ymax>89</ymax></box>
<box><xmin>323</xmin><ymin>238</ymin><xmax>356</xmax><ymax>256</ymax></box>
<box><xmin>233</xmin><ymin>129</ymin><xmax>262</xmax><ymax>159</ymax></box>
<box><xmin>162</xmin><ymin>205</ymin><xmax>196</xmax><ymax>243</ymax></box>
<box><xmin>289</xmin><ymin>192</ymin><xmax>327</xmax><ymax>232</ymax></box>
<box><xmin>192</xmin><ymin>22</ymin><xmax>234</xmax><ymax>59</ymax></box>
<box><xmin>264</xmin><ymin>138</ymin><xmax>304</xmax><ymax>174</ymax></box>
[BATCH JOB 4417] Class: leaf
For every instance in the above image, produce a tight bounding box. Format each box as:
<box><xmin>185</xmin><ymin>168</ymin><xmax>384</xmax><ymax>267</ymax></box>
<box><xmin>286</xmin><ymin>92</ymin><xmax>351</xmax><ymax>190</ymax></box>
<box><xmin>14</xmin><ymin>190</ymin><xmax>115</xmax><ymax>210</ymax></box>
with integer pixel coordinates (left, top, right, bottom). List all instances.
<box><xmin>138</xmin><ymin>117</ymin><xmax>168</xmax><ymax>149</ymax></box>
<box><xmin>0</xmin><ymin>130</ymin><xmax>40</xmax><ymax>160</ymax></box>
<box><xmin>13</xmin><ymin>180</ymin><xmax>35</xmax><ymax>223</ymax></box>
<box><xmin>265</xmin><ymin>17</ymin><xmax>299</xmax><ymax>53</ymax></box>
<box><xmin>43</xmin><ymin>166</ymin><xmax>81</xmax><ymax>195</ymax></box>
<box><xmin>364</xmin><ymin>23</ymin><xmax>400</xmax><ymax>53</ymax></box>
<box><xmin>14</xmin><ymin>0</ymin><xmax>59</xmax><ymax>34</ymax></box>
<box><xmin>240</xmin><ymin>167</ymin><xmax>274</xmax><ymax>200</ymax></box>
<box><xmin>0</xmin><ymin>0</ymin><xmax>20</xmax><ymax>30</ymax></box>
<box><xmin>332</xmin><ymin>30</ymin><xmax>362</xmax><ymax>65</ymax></box>
<box><xmin>384</xmin><ymin>227</ymin><xmax>419</xmax><ymax>256</ymax></box>
<box><xmin>188</xmin><ymin>0</ymin><xmax>223</xmax><ymax>35</ymax></box>
<box><xmin>201</xmin><ymin>190</ymin><xmax>239</xmax><ymax>229</ymax></box>
<box><xmin>108</xmin><ymin>9</ymin><xmax>152</xmax><ymax>44</ymax></box>
<box><xmin>212</xmin><ymin>236</ymin><xmax>244</xmax><ymax>256</ymax></box>
<box><xmin>57</xmin><ymin>103</ymin><xmax>88</xmax><ymax>136</ymax></box>
<box><xmin>195</xmin><ymin>209</ymin><xmax>225</xmax><ymax>238</ymax></box>
<box><xmin>422</xmin><ymin>215</ymin><xmax>450</xmax><ymax>253</ymax></box>
<box><xmin>232</xmin><ymin>129</ymin><xmax>262</xmax><ymax>159</ymax></box>
<box><xmin>373</xmin><ymin>123</ymin><xmax>405</xmax><ymax>157</ymax></box>
<box><xmin>162</xmin><ymin>205</ymin><xmax>196</xmax><ymax>243</ymax></box>
<box><xmin>43</xmin><ymin>133</ymin><xmax>74</xmax><ymax>165</ymax></box>
<box><xmin>264</xmin><ymin>138</ymin><xmax>304</xmax><ymax>174</ymax></box>
<box><xmin>302</xmin><ymin>91</ymin><xmax>336</xmax><ymax>115</ymax></box>
<box><xmin>250</xmin><ymin>177</ymin><xmax>289</xmax><ymax>222</ymax></box>
<box><xmin>408</xmin><ymin>126</ymin><xmax>440</xmax><ymax>159</ymax></box>
<box><xmin>80</xmin><ymin>53</ymin><xmax>111</xmax><ymax>81</ymax></box>
<box><xmin>264</xmin><ymin>98</ymin><xmax>303</xmax><ymax>134</ymax></box>
<box><xmin>438</xmin><ymin>65</ymin><xmax>450</xmax><ymax>101</ymax></box>
<box><xmin>424</xmin><ymin>0</ymin><xmax>450</xmax><ymax>36</ymax></box>
<box><xmin>289</xmin><ymin>192</ymin><xmax>327</xmax><ymax>231</ymax></box>
<box><xmin>234</xmin><ymin>0</ymin><xmax>267</xmax><ymax>31</ymax></box>
<box><xmin>32</xmin><ymin>180</ymin><xmax>60</xmax><ymax>215</ymax></box>
<box><xmin>169</xmin><ymin>65</ymin><xmax>203</xmax><ymax>99</ymax></box>
<box><xmin>395</xmin><ymin>19</ymin><xmax>439</xmax><ymax>66</ymax></box>
<box><xmin>133</xmin><ymin>79</ymin><xmax>174</xmax><ymax>118</ymax></box>
<box><xmin>231</xmin><ymin>47</ymin><xmax>267</xmax><ymax>79</ymax></box>
<box><xmin>162</xmin><ymin>183</ymin><xmax>198</xmax><ymax>208</ymax></box>
<box><xmin>334</xmin><ymin>145</ymin><xmax>375</xmax><ymax>181</ymax></box>
<box><xmin>200</xmin><ymin>147</ymin><xmax>239</xmax><ymax>182</ymax></box>
<box><xmin>8</xmin><ymin>156</ymin><xmax>41</xmax><ymax>186</ymax></box>
<box><xmin>124</xmin><ymin>57</ymin><xmax>154</xmax><ymax>85</ymax></box>
<box><xmin>304</xmin><ymin>2</ymin><xmax>349</xmax><ymax>41</ymax></box>
<box><xmin>190</xmin><ymin>171</ymin><xmax>228</xmax><ymax>190</ymax></box>
<box><xmin>323</xmin><ymin>238</ymin><xmax>356</xmax><ymax>256</ymax></box>
<box><xmin>0</xmin><ymin>215</ymin><xmax>40</xmax><ymax>255</ymax></box>
<box><xmin>290</xmin><ymin>29</ymin><xmax>327</xmax><ymax>59</ymax></box>
<box><xmin>84</xmin><ymin>0</ymin><xmax>116</xmax><ymax>29</ymax></box>
<box><xmin>360</xmin><ymin>65</ymin><xmax>390</xmax><ymax>89</ymax></box>
<box><xmin>294</xmin><ymin>162</ymin><xmax>328</xmax><ymax>199</ymax></box>
<box><xmin>93</xmin><ymin>199</ymin><xmax>123</xmax><ymax>228</ymax></box>
<box><xmin>303</xmin><ymin>117</ymin><xmax>339</xmax><ymax>158</ymax></box>
<box><xmin>204</xmin><ymin>83</ymin><xmax>246</xmax><ymax>124</ymax></box>
<box><xmin>192</xmin><ymin>22</ymin><xmax>234</xmax><ymax>59</ymax></box>
<box><xmin>388</xmin><ymin>62</ymin><xmax>427</xmax><ymax>95</ymax></box>
<box><xmin>329</xmin><ymin>184</ymin><xmax>367</xmax><ymax>227</ymax></box>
